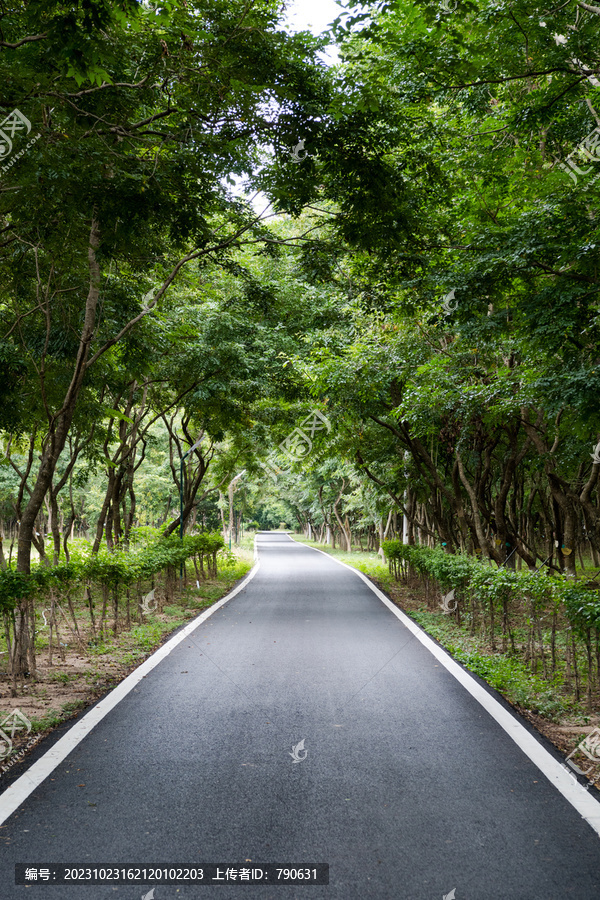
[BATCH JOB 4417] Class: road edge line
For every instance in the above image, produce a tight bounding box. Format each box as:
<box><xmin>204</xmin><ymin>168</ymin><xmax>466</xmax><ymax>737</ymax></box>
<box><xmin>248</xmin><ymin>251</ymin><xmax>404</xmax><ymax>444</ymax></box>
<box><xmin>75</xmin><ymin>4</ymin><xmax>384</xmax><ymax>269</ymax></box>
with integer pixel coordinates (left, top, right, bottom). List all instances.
<box><xmin>0</xmin><ymin>561</ymin><xmax>261</xmax><ymax>826</ymax></box>
<box><xmin>291</xmin><ymin>537</ymin><xmax>600</xmax><ymax>838</ymax></box>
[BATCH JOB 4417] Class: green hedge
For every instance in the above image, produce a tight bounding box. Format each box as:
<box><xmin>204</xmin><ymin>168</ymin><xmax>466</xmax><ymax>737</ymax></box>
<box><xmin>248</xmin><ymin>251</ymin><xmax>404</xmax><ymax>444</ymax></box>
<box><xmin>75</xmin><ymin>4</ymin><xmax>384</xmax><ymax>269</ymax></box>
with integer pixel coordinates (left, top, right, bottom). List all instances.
<box><xmin>381</xmin><ymin>541</ymin><xmax>600</xmax><ymax>634</ymax></box>
<box><xmin>0</xmin><ymin>531</ymin><xmax>226</xmax><ymax>614</ymax></box>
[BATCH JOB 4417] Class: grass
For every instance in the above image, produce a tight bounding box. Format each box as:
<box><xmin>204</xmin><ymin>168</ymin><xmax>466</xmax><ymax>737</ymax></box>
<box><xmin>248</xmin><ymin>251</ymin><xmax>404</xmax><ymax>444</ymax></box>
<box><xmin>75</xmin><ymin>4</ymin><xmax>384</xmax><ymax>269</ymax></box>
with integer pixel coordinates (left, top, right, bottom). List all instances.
<box><xmin>26</xmin><ymin>700</ymin><xmax>90</xmax><ymax>734</ymax></box>
<box><xmin>237</xmin><ymin>533</ymin><xmax>257</xmax><ymax>552</ymax></box>
<box><xmin>46</xmin><ymin>671</ymin><xmax>77</xmax><ymax>684</ymax></box>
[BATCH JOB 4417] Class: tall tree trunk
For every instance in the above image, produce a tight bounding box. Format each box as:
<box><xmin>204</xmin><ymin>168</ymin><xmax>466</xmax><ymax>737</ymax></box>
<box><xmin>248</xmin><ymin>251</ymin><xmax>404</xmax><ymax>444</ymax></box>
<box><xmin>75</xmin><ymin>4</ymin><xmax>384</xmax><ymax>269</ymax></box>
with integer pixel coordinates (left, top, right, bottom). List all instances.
<box><xmin>14</xmin><ymin>217</ymin><xmax>101</xmax><ymax>677</ymax></box>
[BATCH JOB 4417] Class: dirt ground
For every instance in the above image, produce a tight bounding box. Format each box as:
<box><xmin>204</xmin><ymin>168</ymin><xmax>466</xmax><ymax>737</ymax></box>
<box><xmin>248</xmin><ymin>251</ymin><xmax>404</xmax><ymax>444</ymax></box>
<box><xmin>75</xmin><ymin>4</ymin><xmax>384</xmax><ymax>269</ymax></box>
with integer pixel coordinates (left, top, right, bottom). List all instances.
<box><xmin>1</xmin><ymin>652</ymin><xmax>124</xmax><ymax>723</ymax></box>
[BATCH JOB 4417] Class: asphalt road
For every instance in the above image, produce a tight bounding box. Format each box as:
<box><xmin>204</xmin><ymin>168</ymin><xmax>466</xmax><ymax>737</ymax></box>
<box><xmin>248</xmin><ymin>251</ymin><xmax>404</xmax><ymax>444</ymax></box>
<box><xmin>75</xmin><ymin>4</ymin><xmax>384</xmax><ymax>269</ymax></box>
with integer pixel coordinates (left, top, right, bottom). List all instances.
<box><xmin>1</xmin><ymin>532</ymin><xmax>600</xmax><ymax>899</ymax></box>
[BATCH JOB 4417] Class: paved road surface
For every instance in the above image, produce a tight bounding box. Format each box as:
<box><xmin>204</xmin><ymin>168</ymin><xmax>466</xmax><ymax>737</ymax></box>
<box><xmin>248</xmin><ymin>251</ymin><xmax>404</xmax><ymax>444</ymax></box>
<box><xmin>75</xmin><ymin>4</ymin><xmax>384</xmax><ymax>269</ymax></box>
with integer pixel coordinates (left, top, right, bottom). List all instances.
<box><xmin>1</xmin><ymin>532</ymin><xmax>600</xmax><ymax>899</ymax></box>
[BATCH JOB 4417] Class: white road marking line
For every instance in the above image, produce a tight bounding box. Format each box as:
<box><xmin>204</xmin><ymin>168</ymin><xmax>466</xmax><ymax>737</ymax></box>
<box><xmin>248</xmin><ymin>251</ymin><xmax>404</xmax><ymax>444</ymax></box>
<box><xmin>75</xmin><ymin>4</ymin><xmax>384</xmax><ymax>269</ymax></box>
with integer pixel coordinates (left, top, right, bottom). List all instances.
<box><xmin>0</xmin><ymin>562</ymin><xmax>260</xmax><ymax>826</ymax></box>
<box><xmin>291</xmin><ymin>537</ymin><xmax>600</xmax><ymax>839</ymax></box>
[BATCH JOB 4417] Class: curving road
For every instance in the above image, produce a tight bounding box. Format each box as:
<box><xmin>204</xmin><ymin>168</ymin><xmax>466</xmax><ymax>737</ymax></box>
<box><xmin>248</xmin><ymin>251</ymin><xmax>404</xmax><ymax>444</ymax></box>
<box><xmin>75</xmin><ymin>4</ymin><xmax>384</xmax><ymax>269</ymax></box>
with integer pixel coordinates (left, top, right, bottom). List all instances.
<box><xmin>1</xmin><ymin>532</ymin><xmax>600</xmax><ymax>899</ymax></box>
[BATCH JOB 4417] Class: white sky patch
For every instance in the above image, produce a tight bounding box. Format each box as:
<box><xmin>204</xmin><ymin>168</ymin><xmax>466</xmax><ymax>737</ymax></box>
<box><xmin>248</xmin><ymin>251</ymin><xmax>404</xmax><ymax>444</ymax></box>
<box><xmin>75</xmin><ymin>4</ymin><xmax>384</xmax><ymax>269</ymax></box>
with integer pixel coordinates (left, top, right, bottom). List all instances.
<box><xmin>282</xmin><ymin>0</ymin><xmax>343</xmax><ymax>65</ymax></box>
